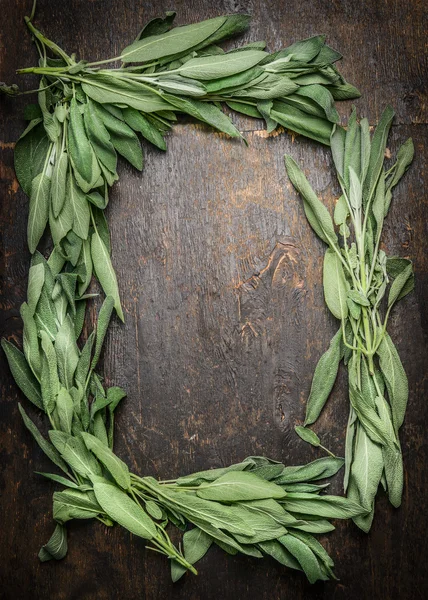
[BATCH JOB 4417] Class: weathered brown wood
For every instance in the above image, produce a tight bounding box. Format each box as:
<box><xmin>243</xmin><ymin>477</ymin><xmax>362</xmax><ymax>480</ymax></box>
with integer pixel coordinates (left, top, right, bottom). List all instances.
<box><xmin>1</xmin><ymin>1</ymin><xmax>427</xmax><ymax>599</ymax></box>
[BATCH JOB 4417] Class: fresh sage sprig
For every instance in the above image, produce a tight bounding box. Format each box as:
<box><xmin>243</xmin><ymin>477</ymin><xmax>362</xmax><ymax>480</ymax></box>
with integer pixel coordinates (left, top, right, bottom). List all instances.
<box><xmin>285</xmin><ymin>107</ymin><xmax>414</xmax><ymax>531</ymax></box>
<box><xmin>8</xmin><ymin>8</ymin><xmax>359</xmax><ymax>321</ymax></box>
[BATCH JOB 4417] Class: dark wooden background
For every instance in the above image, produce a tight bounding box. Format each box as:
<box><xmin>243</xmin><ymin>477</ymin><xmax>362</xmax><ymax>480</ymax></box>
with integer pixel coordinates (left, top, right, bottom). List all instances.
<box><xmin>1</xmin><ymin>1</ymin><xmax>427</xmax><ymax>598</ymax></box>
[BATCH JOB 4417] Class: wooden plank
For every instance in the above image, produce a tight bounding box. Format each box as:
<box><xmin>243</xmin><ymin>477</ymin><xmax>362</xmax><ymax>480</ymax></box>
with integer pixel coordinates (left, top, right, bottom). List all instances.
<box><xmin>0</xmin><ymin>1</ymin><xmax>427</xmax><ymax>599</ymax></box>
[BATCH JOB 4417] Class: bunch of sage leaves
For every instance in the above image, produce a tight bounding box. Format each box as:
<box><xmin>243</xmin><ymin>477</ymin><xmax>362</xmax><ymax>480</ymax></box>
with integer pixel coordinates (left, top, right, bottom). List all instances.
<box><xmin>285</xmin><ymin>107</ymin><xmax>414</xmax><ymax>531</ymax></box>
<box><xmin>10</xmin><ymin>8</ymin><xmax>360</xmax><ymax>322</ymax></box>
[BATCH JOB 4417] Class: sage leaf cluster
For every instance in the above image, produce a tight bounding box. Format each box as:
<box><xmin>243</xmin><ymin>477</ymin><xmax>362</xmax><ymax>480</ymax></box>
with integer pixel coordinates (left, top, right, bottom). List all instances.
<box><xmin>285</xmin><ymin>107</ymin><xmax>414</xmax><ymax>531</ymax></box>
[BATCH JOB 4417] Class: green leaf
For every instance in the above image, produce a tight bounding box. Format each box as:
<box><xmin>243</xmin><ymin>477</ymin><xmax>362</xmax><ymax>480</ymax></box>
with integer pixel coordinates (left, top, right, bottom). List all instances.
<box><xmin>91</xmin><ymin>230</ymin><xmax>124</xmax><ymax>321</ymax></box>
<box><xmin>28</xmin><ymin>172</ymin><xmax>51</xmax><ymax>253</ymax></box>
<box><xmin>176</xmin><ymin>461</ymin><xmax>250</xmax><ymax>486</ymax></box>
<box><xmin>81</xmin><ymin>432</ymin><xmax>131</xmax><ymax>490</ymax></box>
<box><xmin>258</xmin><ymin>539</ymin><xmax>301</xmax><ymax>570</ymax></box>
<box><xmin>295</xmin><ymin>84</ymin><xmax>339</xmax><ymax>123</ymax></box>
<box><xmin>295</xmin><ymin>426</ymin><xmax>321</xmax><ymax>448</ymax></box>
<box><xmin>40</xmin><ymin>330</ymin><xmax>60</xmax><ymax>412</ymax></box>
<box><xmin>323</xmin><ymin>248</ymin><xmax>348</xmax><ymax>320</ymax></box>
<box><xmin>388</xmin><ymin>263</ymin><xmax>413</xmax><ymax>307</ymax></box>
<box><xmin>109</xmin><ymin>128</ymin><xmax>143</xmax><ymax>171</ymax></box>
<box><xmin>349</xmin><ymin>422</ymin><xmax>383</xmax><ymax>528</ymax></box>
<box><xmin>163</xmin><ymin>95</ymin><xmax>242</xmax><ymax>139</ymax></box>
<box><xmin>75</xmin><ymin>331</ymin><xmax>95</xmax><ymax>387</ymax></box>
<box><xmin>14</xmin><ymin>122</ymin><xmax>50</xmax><ymax>197</ymax></box>
<box><xmin>377</xmin><ymin>333</ymin><xmax>409</xmax><ymax>431</ymax></box>
<box><xmin>53</xmin><ymin>488</ymin><xmax>102</xmax><ymax>523</ymax></box>
<box><xmin>66</xmin><ymin>171</ymin><xmax>90</xmax><ymax>240</ymax></box>
<box><xmin>49</xmin><ymin>197</ymin><xmax>73</xmax><ymax>246</ymax></box>
<box><xmin>122</xmin><ymin>107</ymin><xmax>166</xmax><ymax>151</ymax></box>
<box><xmin>68</xmin><ymin>98</ymin><xmax>96</xmax><ymax>189</ymax></box>
<box><xmin>93</xmin><ymin>481</ymin><xmax>157</xmax><ymax>539</ymax></box>
<box><xmin>284</xmin><ymin>155</ymin><xmax>338</xmax><ymax>247</ymax></box>
<box><xmin>135</xmin><ymin>11</ymin><xmax>176</xmax><ymax>40</ymax></box>
<box><xmin>195</xmin><ymin>471</ymin><xmax>286</xmax><ymax>502</ymax></box>
<box><xmin>305</xmin><ymin>328</ymin><xmax>342</xmax><ymax>425</ymax></box>
<box><xmin>21</xmin><ymin>302</ymin><xmax>42</xmax><ymax>377</ymax></box>
<box><xmin>148</xmin><ymin>482</ymin><xmax>253</xmax><ymax>535</ymax></box>
<box><xmin>90</xmin><ymin>295</ymin><xmax>114</xmax><ymax>371</ymax></box>
<box><xmin>55</xmin><ymin>316</ymin><xmax>80</xmax><ymax>389</ymax></box>
<box><xmin>82</xmin><ymin>76</ymin><xmax>173</xmax><ymax>113</ymax></box>
<box><xmin>272</xmin><ymin>103</ymin><xmax>333</xmax><ymax>145</ymax></box>
<box><xmin>56</xmin><ymin>387</ymin><xmax>74</xmax><ymax>434</ymax></box>
<box><xmin>51</xmin><ymin>151</ymin><xmax>68</xmax><ymax>218</ymax></box>
<box><xmin>18</xmin><ymin>403</ymin><xmax>69</xmax><ymax>474</ymax></box>
<box><xmin>279</xmin><ymin>534</ymin><xmax>324</xmax><ymax>584</ymax></box>
<box><xmin>282</xmin><ymin>493</ymin><xmax>365</xmax><ymax>519</ymax></box>
<box><xmin>27</xmin><ymin>261</ymin><xmax>45</xmax><ymax>315</ymax></box>
<box><xmin>171</xmin><ymin>527</ymin><xmax>213</xmax><ymax>582</ymax></box>
<box><xmin>49</xmin><ymin>431</ymin><xmax>102</xmax><ymax>478</ymax></box>
<box><xmin>84</xmin><ymin>100</ymin><xmax>117</xmax><ymax>174</ymax></box>
<box><xmin>275</xmin><ymin>457</ymin><xmax>344</xmax><ymax>484</ymax></box>
<box><xmin>384</xmin><ymin>138</ymin><xmax>414</xmax><ymax>214</ymax></box>
<box><xmin>38</xmin><ymin>84</ymin><xmax>60</xmax><ymax>142</ymax></box>
<box><xmin>120</xmin><ymin>16</ymin><xmax>226</xmax><ymax>63</ymax></box>
<box><xmin>2</xmin><ymin>339</ymin><xmax>43</xmax><ymax>410</ymax></box>
<box><xmin>330</xmin><ymin>124</ymin><xmax>346</xmax><ymax>180</ymax></box>
<box><xmin>38</xmin><ymin>524</ymin><xmax>67</xmax><ymax>562</ymax></box>
<box><xmin>35</xmin><ymin>471</ymin><xmax>79</xmax><ymax>488</ymax></box>
<box><xmin>363</xmin><ymin>106</ymin><xmax>394</xmax><ymax>205</ymax></box>
<box><xmin>177</xmin><ymin>50</ymin><xmax>267</xmax><ymax>80</ymax></box>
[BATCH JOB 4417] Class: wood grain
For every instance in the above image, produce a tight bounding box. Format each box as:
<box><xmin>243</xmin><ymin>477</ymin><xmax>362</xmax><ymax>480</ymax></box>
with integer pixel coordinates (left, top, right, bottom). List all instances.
<box><xmin>0</xmin><ymin>1</ymin><xmax>427</xmax><ymax>599</ymax></box>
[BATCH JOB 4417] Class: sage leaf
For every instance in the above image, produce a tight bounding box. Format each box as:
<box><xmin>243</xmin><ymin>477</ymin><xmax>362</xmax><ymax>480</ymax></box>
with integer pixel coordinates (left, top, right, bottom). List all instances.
<box><xmin>38</xmin><ymin>524</ymin><xmax>67</xmax><ymax>562</ymax></box>
<box><xmin>91</xmin><ymin>230</ymin><xmax>124</xmax><ymax>321</ymax></box>
<box><xmin>363</xmin><ymin>106</ymin><xmax>394</xmax><ymax>205</ymax></box>
<box><xmin>67</xmin><ymin>172</ymin><xmax>90</xmax><ymax>240</ymax></box>
<box><xmin>93</xmin><ymin>481</ymin><xmax>157</xmax><ymax>539</ymax></box>
<box><xmin>279</xmin><ymin>534</ymin><xmax>323</xmax><ymax>584</ymax></box>
<box><xmin>377</xmin><ymin>333</ymin><xmax>409</xmax><ymax>431</ymax></box>
<box><xmin>49</xmin><ymin>431</ymin><xmax>102</xmax><ymax>478</ymax></box>
<box><xmin>53</xmin><ymin>488</ymin><xmax>102</xmax><ymax>523</ymax></box>
<box><xmin>55</xmin><ymin>316</ymin><xmax>80</xmax><ymax>389</ymax></box>
<box><xmin>195</xmin><ymin>471</ymin><xmax>286</xmax><ymax>502</ymax></box>
<box><xmin>122</xmin><ymin>107</ymin><xmax>166</xmax><ymax>151</ymax></box>
<box><xmin>27</xmin><ymin>262</ymin><xmax>45</xmax><ymax>315</ymax></box>
<box><xmin>285</xmin><ymin>155</ymin><xmax>338</xmax><ymax>247</ymax></box>
<box><xmin>259</xmin><ymin>539</ymin><xmax>301</xmax><ymax>570</ymax></box>
<box><xmin>171</xmin><ymin>527</ymin><xmax>213</xmax><ymax>582</ymax></box>
<box><xmin>2</xmin><ymin>339</ymin><xmax>43</xmax><ymax>410</ymax></box>
<box><xmin>323</xmin><ymin>248</ymin><xmax>348</xmax><ymax>320</ymax></box>
<box><xmin>51</xmin><ymin>151</ymin><xmax>68</xmax><ymax>217</ymax></box>
<box><xmin>305</xmin><ymin>328</ymin><xmax>342</xmax><ymax>425</ymax></box>
<box><xmin>56</xmin><ymin>387</ymin><xmax>74</xmax><ymax>434</ymax></box>
<box><xmin>282</xmin><ymin>493</ymin><xmax>365</xmax><ymax>519</ymax></box>
<box><xmin>295</xmin><ymin>426</ymin><xmax>321</xmax><ymax>448</ymax></box>
<box><xmin>28</xmin><ymin>172</ymin><xmax>51</xmax><ymax>253</ymax></box>
<box><xmin>120</xmin><ymin>16</ymin><xmax>226</xmax><ymax>63</ymax></box>
<box><xmin>81</xmin><ymin>432</ymin><xmax>131</xmax><ymax>490</ymax></box>
<box><xmin>68</xmin><ymin>98</ymin><xmax>94</xmax><ymax>188</ymax></box>
<box><xmin>82</xmin><ymin>76</ymin><xmax>173</xmax><ymax>113</ymax></box>
<box><xmin>18</xmin><ymin>403</ymin><xmax>69</xmax><ymax>474</ymax></box>
<box><xmin>177</xmin><ymin>50</ymin><xmax>267</xmax><ymax>80</ymax></box>
<box><xmin>275</xmin><ymin>457</ymin><xmax>344</xmax><ymax>484</ymax></box>
<box><xmin>14</xmin><ymin>122</ymin><xmax>50</xmax><ymax>196</ymax></box>
<box><xmin>35</xmin><ymin>472</ymin><xmax>79</xmax><ymax>489</ymax></box>
<box><xmin>388</xmin><ymin>263</ymin><xmax>413</xmax><ymax>307</ymax></box>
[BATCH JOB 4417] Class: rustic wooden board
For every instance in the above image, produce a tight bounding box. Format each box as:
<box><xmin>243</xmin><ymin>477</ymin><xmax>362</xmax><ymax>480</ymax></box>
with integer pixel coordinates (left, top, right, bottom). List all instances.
<box><xmin>0</xmin><ymin>1</ymin><xmax>427</xmax><ymax>599</ymax></box>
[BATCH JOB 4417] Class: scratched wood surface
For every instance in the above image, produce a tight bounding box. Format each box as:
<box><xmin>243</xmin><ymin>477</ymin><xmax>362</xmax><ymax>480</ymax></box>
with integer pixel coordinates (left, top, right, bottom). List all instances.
<box><xmin>1</xmin><ymin>1</ymin><xmax>427</xmax><ymax>599</ymax></box>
